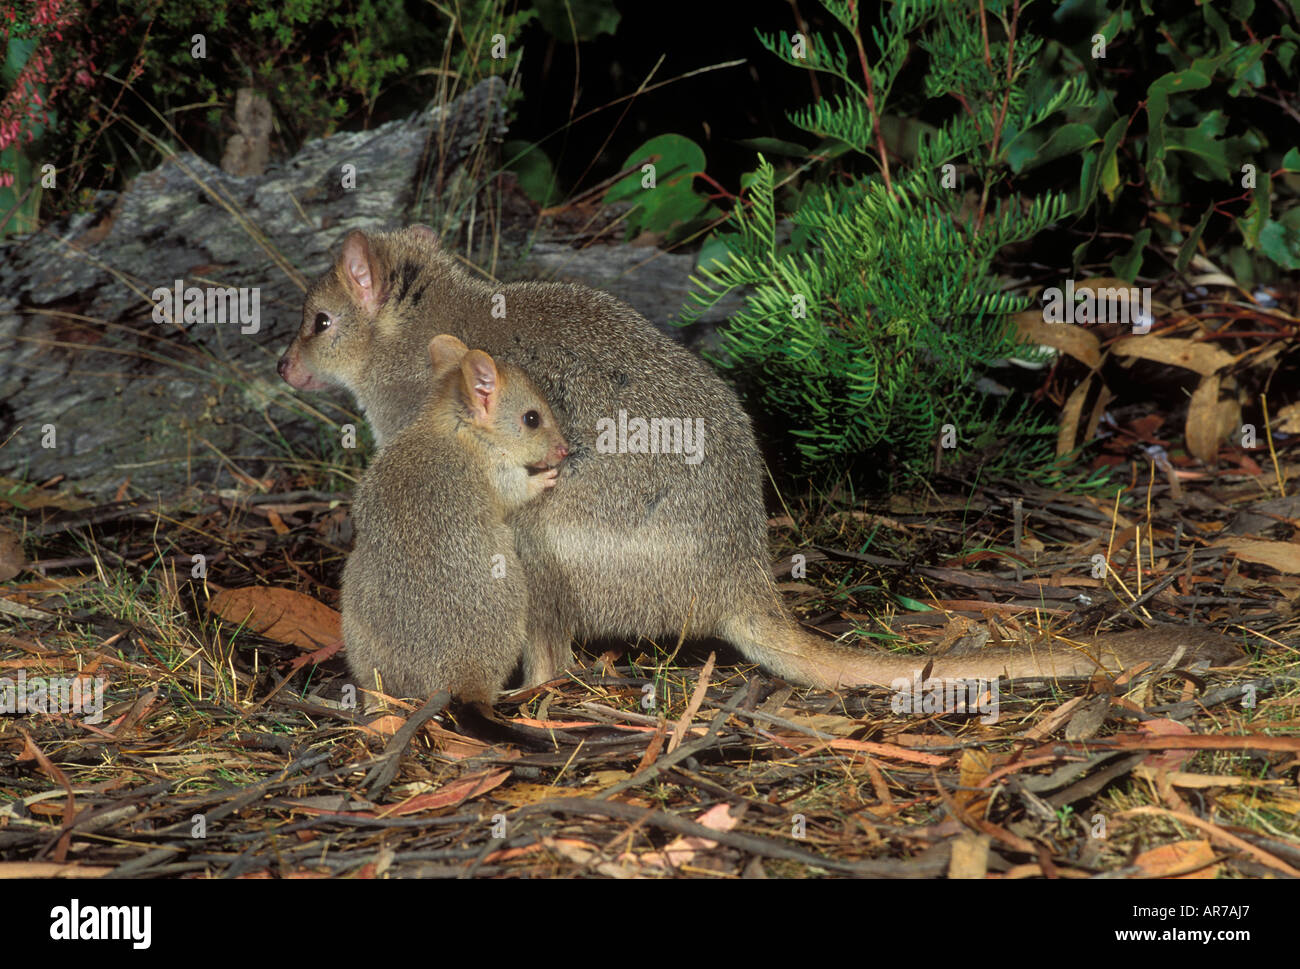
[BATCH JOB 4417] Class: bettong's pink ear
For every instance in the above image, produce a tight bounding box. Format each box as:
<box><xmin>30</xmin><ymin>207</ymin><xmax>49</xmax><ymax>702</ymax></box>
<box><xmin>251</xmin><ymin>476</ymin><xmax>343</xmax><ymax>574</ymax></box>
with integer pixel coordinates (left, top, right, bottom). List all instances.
<box><xmin>458</xmin><ymin>350</ymin><xmax>500</xmax><ymax>422</ymax></box>
<box><xmin>339</xmin><ymin>231</ymin><xmax>384</xmax><ymax>314</ymax></box>
<box><xmin>429</xmin><ymin>333</ymin><xmax>469</xmax><ymax>376</ymax></box>
<box><xmin>407</xmin><ymin>224</ymin><xmax>438</xmax><ymax>246</ymax></box>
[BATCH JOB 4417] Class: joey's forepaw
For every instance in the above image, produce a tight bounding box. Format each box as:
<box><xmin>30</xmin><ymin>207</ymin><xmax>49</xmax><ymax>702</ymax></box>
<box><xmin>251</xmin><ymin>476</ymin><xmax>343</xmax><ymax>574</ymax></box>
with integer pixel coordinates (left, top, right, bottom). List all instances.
<box><xmin>523</xmin><ymin>465</ymin><xmax>560</xmax><ymax>498</ymax></box>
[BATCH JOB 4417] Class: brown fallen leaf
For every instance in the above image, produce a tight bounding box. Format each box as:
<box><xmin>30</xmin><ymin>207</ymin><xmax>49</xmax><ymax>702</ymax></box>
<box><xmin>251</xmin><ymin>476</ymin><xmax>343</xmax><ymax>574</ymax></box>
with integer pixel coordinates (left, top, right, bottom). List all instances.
<box><xmin>381</xmin><ymin>770</ymin><xmax>510</xmax><ymax>815</ymax></box>
<box><xmin>0</xmin><ymin>527</ymin><xmax>24</xmax><ymax>582</ymax></box>
<box><xmin>495</xmin><ymin>783</ymin><xmax>595</xmax><ymax>807</ymax></box>
<box><xmin>1024</xmin><ymin>695</ymin><xmax>1089</xmax><ymax>741</ymax></box>
<box><xmin>824</xmin><ymin>738</ymin><xmax>950</xmax><ymax>766</ymax></box>
<box><xmin>1123</xmin><ymin>806</ymin><xmax>1300</xmax><ymax>876</ymax></box>
<box><xmin>1133</xmin><ymin>840</ymin><xmax>1220</xmax><ymax>878</ymax></box>
<box><xmin>0</xmin><ymin>862</ymin><xmax>114</xmax><ymax>879</ymax></box>
<box><xmin>1138</xmin><ymin>719</ymin><xmax>1195</xmax><ymax>771</ymax></box>
<box><xmin>358</xmin><ymin>715</ymin><xmax>407</xmax><ymax>738</ymax></box>
<box><xmin>948</xmin><ymin>832</ymin><xmax>992</xmax><ymax>879</ymax></box>
<box><xmin>1212</xmin><ymin>538</ymin><xmax>1300</xmax><ymax>575</ymax></box>
<box><xmin>513</xmin><ymin>716</ymin><xmax>636</xmax><ymax>730</ymax></box>
<box><xmin>668</xmin><ymin>652</ymin><xmax>713</xmax><ymax>755</ymax></box>
<box><xmin>0</xmin><ymin>598</ymin><xmax>47</xmax><ymax>621</ymax></box>
<box><xmin>1036</xmin><ymin>733</ymin><xmax>1300</xmax><ymax>755</ymax></box>
<box><xmin>265</xmin><ymin>508</ymin><xmax>290</xmax><ymax>535</ymax></box>
<box><xmin>1275</xmin><ymin>400</ymin><xmax>1300</xmax><ymax>434</ymax></box>
<box><xmin>956</xmin><ymin>748</ymin><xmax>996</xmax><ymax>815</ymax></box>
<box><xmin>1186</xmin><ymin>373</ymin><xmax>1225</xmax><ymax>464</ymax></box>
<box><xmin>1064</xmin><ymin>695</ymin><xmax>1111</xmax><ymax>741</ymax></box>
<box><xmin>0</xmin><ymin>477</ymin><xmax>94</xmax><ymax>512</ymax></box>
<box><xmin>635</xmin><ymin>718</ymin><xmax>669</xmax><ymax>773</ymax></box>
<box><xmin>1132</xmin><ymin>767</ymin><xmax>1290</xmax><ymax>789</ymax></box>
<box><xmin>632</xmin><ymin>803</ymin><xmax>739</xmax><ymax>870</ymax></box>
<box><xmin>785</xmin><ymin>711</ymin><xmax>862</xmax><ymax>738</ymax></box>
<box><xmin>208</xmin><ymin>586</ymin><xmax>341</xmax><ymax>650</ymax></box>
<box><xmin>1013</xmin><ymin>309</ymin><xmax>1102</xmax><ymax>368</ymax></box>
<box><xmin>419</xmin><ymin>723</ymin><xmax>497</xmax><ymax>760</ymax></box>
<box><xmin>1217</xmin><ymin>790</ymin><xmax>1300</xmax><ymax>814</ymax></box>
<box><xmin>544</xmin><ymin>838</ymin><xmax>641</xmax><ymax>878</ymax></box>
<box><xmin>1111</xmin><ymin>334</ymin><xmax>1235</xmax><ymax>376</ymax></box>
<box><xmin>7</xmin><ymin>575</ymin><xmax>94</xmax><ymax>595</ymax></box>
<box><xmin>281</xmin><ymin>641</ymin><xmax>342</xmax><ymax>680</ymax></box>
<box><xmin>774</xmin><ymin>581</ymin><xmax>822</xmax><ymax>593</ymax></box>
<box><xmin>1057</xmin><ymin>373</ymin><xmax>1096</xmax><ymax>458</ymax></box>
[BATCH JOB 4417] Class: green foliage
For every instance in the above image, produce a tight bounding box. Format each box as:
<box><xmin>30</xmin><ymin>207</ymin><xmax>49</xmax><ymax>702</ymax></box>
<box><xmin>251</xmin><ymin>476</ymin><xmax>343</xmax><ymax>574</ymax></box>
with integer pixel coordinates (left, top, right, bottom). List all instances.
<box><xmin>532</xmin><ymin>0</ymin><xmax>620</xmax><ymax>43</ymax></box>
<box><xmin>679</xmin><ymin>0</ymin><xmax>1087</xmax><ymax>474</ymax></box>
<box><xmin>5</xmin><ymin>0</ymin><xmax>531</xmax><ymax>228</ymax></box>
<box><xmin>432</xmin><ymin>0</ymin><xmax>535</xmax><ymax>105</ymax></box>
<box><xmin>143</xmin><ymin>0</ymin><xmax>417</xmax><ymax>140</ymax></box>
<box><xmin>1</xmin><ymin>32</ymin><xmax>42</xmax><ymax>234</ymax></box>
<box><xmin>93</xmin><ymin>0</ymin><xmax>435</xmax><ymax>150</ymax></box>
<box><xmin>0</xmin><ymin>145</ymin><xmax>39</xmax><ymax>234</ymax></box>
<box><xmin>603</xmin><ymin>134</ymin><xmax>720</xmax><ymax>241</ymax></box>
<box><xmin>1059</xmin><ymin>0</ymin><xmax>1300</xmax><ymax>283</ymax></box>
<box><xmin>503</xmin><ymin>138</ymin><xmax>562</xmax><ymax>207</ymax></box>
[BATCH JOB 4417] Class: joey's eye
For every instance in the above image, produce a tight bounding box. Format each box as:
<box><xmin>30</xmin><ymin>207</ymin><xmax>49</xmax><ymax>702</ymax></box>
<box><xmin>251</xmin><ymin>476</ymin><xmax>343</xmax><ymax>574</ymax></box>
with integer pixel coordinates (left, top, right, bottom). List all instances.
<box><xmin>522</xmin><ymin>410</ymin><xmax>541</xmax><ymax>429</ymax></box>
<box><xmin>313</xmin><ymin>312</ymin><xmax>332</xmax><ymax>334</ymax></box>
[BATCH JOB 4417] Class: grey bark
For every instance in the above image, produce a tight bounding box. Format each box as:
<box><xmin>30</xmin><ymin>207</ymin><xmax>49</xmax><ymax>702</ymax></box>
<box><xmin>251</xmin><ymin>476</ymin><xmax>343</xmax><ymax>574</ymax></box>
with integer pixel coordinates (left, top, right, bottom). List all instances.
<box><xmin>0</xmin><ymin>78</ymin><xmax>735</xmax><ymax>497</ymax></box>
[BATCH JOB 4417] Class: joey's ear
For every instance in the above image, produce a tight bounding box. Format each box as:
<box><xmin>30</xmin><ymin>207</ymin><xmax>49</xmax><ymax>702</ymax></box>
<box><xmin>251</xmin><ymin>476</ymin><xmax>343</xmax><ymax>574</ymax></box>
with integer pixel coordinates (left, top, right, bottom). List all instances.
<box><xmin>339</xmin><ymin>231</ymin><xmax>385</xmax><ymax>315</ymax></box>
<box><xmin>429</xmin><ymin>333</ymin><xmax>469</xmax><ymax>376</ymax></box>
<box><xmin>407</xmin><ymin>224</ymin><xmax>439</xmax><ymax>247</ymax></box>
<box><xmin>458</xmin><ymin>350</ymin><xmax>500</xmax><ymax>421</ymax></box>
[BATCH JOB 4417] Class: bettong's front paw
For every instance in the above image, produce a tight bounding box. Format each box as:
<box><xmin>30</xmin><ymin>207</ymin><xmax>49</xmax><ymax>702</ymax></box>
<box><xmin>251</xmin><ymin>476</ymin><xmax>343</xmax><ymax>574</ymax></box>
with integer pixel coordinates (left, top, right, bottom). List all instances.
<box><xmin>528</xmin><ymin>466</ymin><xmax>560</xmax><ymax>497</ymax></box>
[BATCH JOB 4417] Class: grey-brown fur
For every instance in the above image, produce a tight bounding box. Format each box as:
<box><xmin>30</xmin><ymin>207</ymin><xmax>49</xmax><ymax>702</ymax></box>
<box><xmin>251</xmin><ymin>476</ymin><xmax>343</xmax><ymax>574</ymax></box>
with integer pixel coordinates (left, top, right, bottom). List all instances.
<box><xmin>283</xmin><ymin>228</ymin><xmax>1246</xmax><ymax>690</ymax></box>
<box><xmin>340</xmin><ymin>338</ymin><xmax>567</xmax><ymax>701</ymax></box>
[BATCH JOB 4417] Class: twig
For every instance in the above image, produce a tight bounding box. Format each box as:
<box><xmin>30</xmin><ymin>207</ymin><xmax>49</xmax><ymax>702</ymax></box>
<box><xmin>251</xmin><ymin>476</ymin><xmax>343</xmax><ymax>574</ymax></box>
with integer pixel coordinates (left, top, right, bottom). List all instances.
<box><xmin>363</xmin><ymin>692</ymin><xmax>451</xmax><ymax>798</ymax></box>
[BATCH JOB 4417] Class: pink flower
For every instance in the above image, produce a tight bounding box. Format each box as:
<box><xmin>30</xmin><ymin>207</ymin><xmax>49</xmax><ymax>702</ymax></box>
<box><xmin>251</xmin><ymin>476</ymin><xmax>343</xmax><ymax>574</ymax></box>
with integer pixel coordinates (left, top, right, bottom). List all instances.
<box><xmin>32</xmin><ymin>0</ymin><xmax>64</xmax><ymax>27</ymax></box>
<box><xmin>0</xmin><ymin>0</ymin><xmax>94</xmax><ymax>156</ymax></box>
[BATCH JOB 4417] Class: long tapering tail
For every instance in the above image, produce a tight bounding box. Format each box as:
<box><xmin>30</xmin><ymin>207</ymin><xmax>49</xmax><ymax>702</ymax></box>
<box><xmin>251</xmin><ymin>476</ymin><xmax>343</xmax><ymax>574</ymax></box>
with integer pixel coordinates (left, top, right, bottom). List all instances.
<box><xmin>720</xmin><ymin>611</ymin><xmax>1246</xmax><ymax>690</ymax></box>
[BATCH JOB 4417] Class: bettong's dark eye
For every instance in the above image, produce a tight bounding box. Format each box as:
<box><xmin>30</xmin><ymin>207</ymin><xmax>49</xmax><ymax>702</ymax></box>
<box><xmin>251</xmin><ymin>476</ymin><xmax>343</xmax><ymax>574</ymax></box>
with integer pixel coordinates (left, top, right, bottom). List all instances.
<box><xmin>523</xmin><ymin>410</ymin><xmax>541</xmax><ymax>429</ymax></box>
<box><xmin>313</xmin><ymin>312</ymin><xmax>331</xmax><ymax>334</ymax></box>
